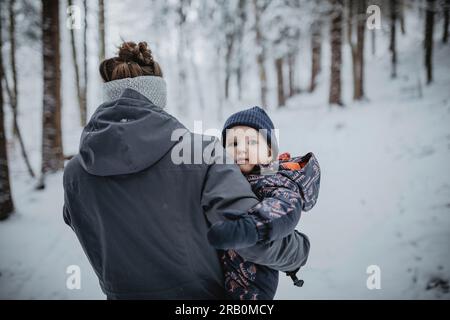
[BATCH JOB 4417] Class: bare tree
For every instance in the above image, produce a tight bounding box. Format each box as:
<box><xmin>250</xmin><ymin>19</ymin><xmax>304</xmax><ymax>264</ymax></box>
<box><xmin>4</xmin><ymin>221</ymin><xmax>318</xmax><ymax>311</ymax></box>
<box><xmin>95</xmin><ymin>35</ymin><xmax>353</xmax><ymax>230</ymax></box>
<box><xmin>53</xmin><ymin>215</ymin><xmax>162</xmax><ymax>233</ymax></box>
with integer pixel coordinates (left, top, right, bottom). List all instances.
<box><xmin>329</xmin><ymin>0</ymin><xmax>343</xmax><ymax>106</ymax></box>
<box><xmin>442</xmin><ymin>0</ymin><xmax>449</xmax><ymax>43</ymax></box>
<box><xmin>0</xmin><ymin>3</ymin><xmax>14</xmax><ymax>220</ymax></box>
<box><xmin>286</xmin><ymin>51</ymin><xmax>296</xmax><ymax>97</ymax></box>
<box><xmin>371</xmin><ymin>27</ymin><xmax>376</xmax><ymax>56</ymax></box>
<box><xmin>5</xmin><ymin>0</ymin><xmax>35</xmax><ymax>178</ymax></box>
<box><xmin>355</xmin><ymin>0</ymin><xmax>365</xmax><ymax>100</ymax></box>
<box><xmin>346</xmin><ymin>0</ymin><xmax>353</xmax><ymax>44</ymax></box>
<box><xmin>68</xmin><ymin>0</ymin><xmax>87</xmax><ymax>126</ymax></box>
<box><xmin>198</xmin><ymin>0</ymin><xmax>235</xmax><ymax>116</ymax></box>
<box><xmin>98</xmin><ymin>0</ymin><xmax>105</xmax><ymax>61</ymax></box>
<box><xmin>286</xmin><ymin>0</ymin><xmax>301</xmax><ymax>98</ymax></box>
<box><xmin>253</xmin><ymin>0</ymin><xmax>268</xmax><ymax>108</ymax></box>
<box><xmin>223</xmin><ymin>4</ymin><xmax>236</xmax><ymax>100</ymax></box>
<box><xmin>309</xmin><ymin>19</ymin><xmax>322</xmax><ymax>92</ymax></box>
<box><xmin>347</xmin><ymin>0</ymin><xmax>366</xmax><ymax>100</ymax></box>
<box><xmin>176</xmin><ymin>0</ymin><xmax>190</xmax><ymax>116</ymax></box>
<box><xmin>275</xmin><ymin>57</ymin><xmax>285</xmax><ymax>107</ymax></box>
<box><xmin>8</xmin><ymin>0</ymin><xmax>17</xmax><ymax>135</ymax></box>
<box><xmin>399</xmin><ymin>0</ymin><xmax>406</xmax><ymax>35</ymax></box>
<box><xmin>266</xmin><ymin>0</ymin><xmax>301</xmax><ymax>104</ymax></box>
<box><xmin>83</xmin><ymin>0</ymin><xmax>88</xmax><ymax>123</ymax></box>
<box><xmin>389</xmin><ymin>0</ymin><xmax>397</xmax><ymax>78</ymax></box>
<box><xmin>214</xmin><ymin>0</ymin><xmax>248</xmax><ymax>102</ymax></box>
<box><xmin>41</xmin><ymin>0</ymin><xmax>64</xmax><ymax>180</ymax></box>
<box><xmin>424</xmin><ymin>0</ymin><xmax>435</xmax><ymax>84</ymax></box>
<box><xmin>287</xmin><ymin>53</ymin><xmax>295</xmax><ymax>96</ymax></box>
<box><xmin>235</xmin><ymin>0</ymin><xmax>247</xmax><ymax>100</ymax></box>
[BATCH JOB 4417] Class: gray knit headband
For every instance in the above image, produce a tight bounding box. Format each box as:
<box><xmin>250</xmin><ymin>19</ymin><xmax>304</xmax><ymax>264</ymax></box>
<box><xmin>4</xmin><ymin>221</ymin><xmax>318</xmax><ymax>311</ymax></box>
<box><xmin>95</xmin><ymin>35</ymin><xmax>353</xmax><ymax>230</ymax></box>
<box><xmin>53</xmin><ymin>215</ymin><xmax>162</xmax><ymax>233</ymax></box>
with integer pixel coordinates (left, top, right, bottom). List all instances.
<box><xmin>102</xmin><ymin>75</ymin><xmax>167</xmax><ymax>109</ymax></box>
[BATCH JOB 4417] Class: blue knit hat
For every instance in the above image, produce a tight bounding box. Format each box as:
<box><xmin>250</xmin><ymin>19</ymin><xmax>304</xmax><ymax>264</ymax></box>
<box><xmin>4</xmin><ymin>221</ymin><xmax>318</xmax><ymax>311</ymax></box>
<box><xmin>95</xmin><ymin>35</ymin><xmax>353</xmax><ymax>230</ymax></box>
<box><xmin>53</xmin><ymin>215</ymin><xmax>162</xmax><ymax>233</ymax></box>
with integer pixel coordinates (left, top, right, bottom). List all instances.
<box><xmin>222</xmin><ymin>106</ymin><xmax>278</xmax><ymax>158</ymax></box>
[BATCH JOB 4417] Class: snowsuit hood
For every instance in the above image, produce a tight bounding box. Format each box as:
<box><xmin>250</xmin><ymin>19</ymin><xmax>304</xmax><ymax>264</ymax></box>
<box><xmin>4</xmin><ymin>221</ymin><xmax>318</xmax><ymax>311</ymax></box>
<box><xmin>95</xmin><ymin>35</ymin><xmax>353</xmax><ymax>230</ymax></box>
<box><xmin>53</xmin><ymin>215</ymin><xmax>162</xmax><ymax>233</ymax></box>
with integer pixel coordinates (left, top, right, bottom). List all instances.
<box><xmin>278</xmin><ymin>152</ymin><xmax>321</xmax><ymax>211</ymax></box>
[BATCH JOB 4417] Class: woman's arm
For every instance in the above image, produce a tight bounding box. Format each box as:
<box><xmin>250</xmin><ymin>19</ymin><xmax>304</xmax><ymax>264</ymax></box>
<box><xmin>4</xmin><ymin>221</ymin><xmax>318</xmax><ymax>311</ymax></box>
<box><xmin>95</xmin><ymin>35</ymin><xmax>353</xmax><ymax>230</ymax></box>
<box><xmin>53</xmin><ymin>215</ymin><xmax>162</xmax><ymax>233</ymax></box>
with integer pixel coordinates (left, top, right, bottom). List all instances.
<box><xmin>238</xmin><ymin>230</ymin><xmax>310</xmax><ymax>272</ymax></box>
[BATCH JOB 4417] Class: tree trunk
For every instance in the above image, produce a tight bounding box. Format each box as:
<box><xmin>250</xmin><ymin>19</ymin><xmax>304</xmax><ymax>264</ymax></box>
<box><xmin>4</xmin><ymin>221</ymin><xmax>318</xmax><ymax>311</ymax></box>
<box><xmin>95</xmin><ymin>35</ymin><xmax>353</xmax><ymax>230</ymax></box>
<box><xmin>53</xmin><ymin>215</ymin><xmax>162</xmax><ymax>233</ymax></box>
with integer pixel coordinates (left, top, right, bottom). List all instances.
<box><xmin>425</xmin><ymin>0</ymin><xmax>435</xmax><ymax>85</ymax></box>
<box><xmin>371</xmin><ymin>29</ymin><xmax>376</xmax><ymax>55</ymax></box>
<box><xmin>253</xmin><ymin>0</ymin><xmax>267</xmax><ymax>108</ymax></box>
<box><xmin>98</xmin><ymin>0</ymin><xmax>105</xmax><ymax>61</ymax></box>
<box><xmin>236</xmin><ymin>63</ymin><xmax>243</xmax><ymax>100</ymax></box>
<box><xmin>399</xmin><ymin>0</ymin><xmax>406</xmax><ymax>35</ymax></box>
<box><xmin>82</xmin><ymin>0</ymin><xmax>88</xmax><ymax>125</ymax></box>
<box><xmin>390</xmin><ymin>0</ymin><xmax>397</xmax><ymax>78</ymax></box>
<box><xmin>275</xmin><ymin>57</ymin><xmax>285</xmax><ymax>107</ymax></box>
<box><xmin>442</xmin><ymin>0</ymin><xmax>449</xmax><ymax>43</ymax></box>
<box><xmin>346</xmin><ymin>0</ymin><xmax>353</xmax><ymax>45</ymax></box>
<box><xmin>236</xmin><ymin>0</ymin><xmax>246</xmax><ymax>100</ymax></box>
<box><xmin>236</xmin><ymin>59</ymin><xmax>243</xmax><ymax>100</ymax></box>
<box><xmin>41</xmin><ymin>0</ymin><xmax>64</xmax><ymax>177</ymax></box>
<box><xmin>309</xmin><ymin>19</ymin><xmax>322</xmax><ymax>92</ymax></box>
<box><xmin>329</xmin><ymin>0</ymin><xmax>343</xmax><ymax>106</ymax></box>
<box><xmin>0</xmin><ymin>4</ymin><xmax>14</xmax><ymax>220</ymax></box>
<box><xmin>347</xmin><ymin>0</ymin><xmax>356</xmax><ymax>95</ymax></box>
<box><xmin>216</xmin><ymin>45</ymin><xmax>224</xmax><ymax>122</ymax></box>
<box><xmin>351</xmin><ymin>0</ymin><xmax>365</xmax><ymax>100</ymax></box>
<box><xmin>176</xmin><ymin>1</ymin><xmax>189</xmax><ymax>116</ymax></box>
<box><xmin>8</xmin><ymin>0</ymin><xmax>17</xmax><ymax>137</ymax></box>
<box><xmin>224</xmin><ymin>35</ymin><xmax>234</xmax><ymax>100</ymax></box>
<box><xmin>7</xmin><ymin>0</ymin><xmax>35</xmax><ymax>178</ymax></box>
<box><xmin>68</xmin><ymin>0</ymin><xmax>86</xmax><ymax>127</ymax></box>
<box><xmin>287</xmin><ymin>52</ymin><xmax>296</xmax><ymax>97</ymax></box>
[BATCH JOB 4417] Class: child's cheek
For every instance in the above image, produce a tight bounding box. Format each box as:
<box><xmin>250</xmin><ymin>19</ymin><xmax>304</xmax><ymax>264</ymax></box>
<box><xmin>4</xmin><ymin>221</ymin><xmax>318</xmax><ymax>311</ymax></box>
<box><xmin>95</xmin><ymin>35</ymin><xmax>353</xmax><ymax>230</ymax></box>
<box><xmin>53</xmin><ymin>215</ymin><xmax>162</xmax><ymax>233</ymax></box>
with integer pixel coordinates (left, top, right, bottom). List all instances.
<box><xmin>258</xmin><ymin>145</ymin><xmax>271</xmax><ymax>164</ymax></box>
<box><xmin>248</xmin><ymin>147</ymin><xmax>259</xmax><ymax>164</ymax></box>
<box><xmin>225</xmin><ymin>147</ymin><xmax>237</xmax><ymax>162</ymax></box>
<box><xmin>249</xmin><ymin>145</ymin><xmax>267</xmax><ymax>164</ymax></box>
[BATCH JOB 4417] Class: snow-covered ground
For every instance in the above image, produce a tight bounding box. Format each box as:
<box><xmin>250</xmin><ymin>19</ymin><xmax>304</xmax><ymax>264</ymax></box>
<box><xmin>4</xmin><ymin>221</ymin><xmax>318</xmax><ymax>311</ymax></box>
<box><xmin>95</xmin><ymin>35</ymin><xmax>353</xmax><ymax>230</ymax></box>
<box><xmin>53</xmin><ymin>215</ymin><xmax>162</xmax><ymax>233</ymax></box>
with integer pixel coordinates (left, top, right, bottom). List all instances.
<box><xmin>1</xmin><ymin>6</ymin><xmax>449</xmax><ymax>299</ymax></box>
<box><xmin>272</xmin><ymin>25</ymin><xmax>450</xmax><ymax>299</ymax></box>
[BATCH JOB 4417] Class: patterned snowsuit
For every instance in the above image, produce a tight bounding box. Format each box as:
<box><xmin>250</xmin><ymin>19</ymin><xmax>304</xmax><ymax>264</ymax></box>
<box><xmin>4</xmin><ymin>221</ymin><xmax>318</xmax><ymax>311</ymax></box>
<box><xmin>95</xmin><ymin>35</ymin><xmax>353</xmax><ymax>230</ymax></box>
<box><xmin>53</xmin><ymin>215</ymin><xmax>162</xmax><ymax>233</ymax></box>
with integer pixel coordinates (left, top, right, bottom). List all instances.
<box><xmin>221</xmin><ymin>152</ymin><xmax>321</xmax><ymax>300</ymax></box>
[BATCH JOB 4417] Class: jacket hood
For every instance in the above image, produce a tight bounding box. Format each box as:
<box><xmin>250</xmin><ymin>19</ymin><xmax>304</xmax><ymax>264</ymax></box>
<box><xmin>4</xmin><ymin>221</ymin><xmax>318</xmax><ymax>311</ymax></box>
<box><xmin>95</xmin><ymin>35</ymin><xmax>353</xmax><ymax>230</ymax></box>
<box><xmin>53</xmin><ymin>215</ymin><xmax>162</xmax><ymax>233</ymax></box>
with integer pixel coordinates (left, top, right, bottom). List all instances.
<box><xmin>278</xmin><ymin>152</ymin><xmax>321</xmax><ymax>212</ymax></box>
<box><xmin>78</xmin><ymin>88</ymin><xmax>186</xmax><ymax>176</ymax></box>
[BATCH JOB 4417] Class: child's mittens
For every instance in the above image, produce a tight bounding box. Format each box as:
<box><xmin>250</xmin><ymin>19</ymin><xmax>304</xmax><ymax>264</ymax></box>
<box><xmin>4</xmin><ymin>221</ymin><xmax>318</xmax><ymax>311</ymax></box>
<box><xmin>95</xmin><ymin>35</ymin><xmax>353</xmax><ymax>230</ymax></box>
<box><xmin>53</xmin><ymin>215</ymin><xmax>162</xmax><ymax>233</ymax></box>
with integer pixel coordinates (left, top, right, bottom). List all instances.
<box><xmin>207</xmin><ymin>211</ymin><xmax>260</xmax><ymax>250</ymax></box>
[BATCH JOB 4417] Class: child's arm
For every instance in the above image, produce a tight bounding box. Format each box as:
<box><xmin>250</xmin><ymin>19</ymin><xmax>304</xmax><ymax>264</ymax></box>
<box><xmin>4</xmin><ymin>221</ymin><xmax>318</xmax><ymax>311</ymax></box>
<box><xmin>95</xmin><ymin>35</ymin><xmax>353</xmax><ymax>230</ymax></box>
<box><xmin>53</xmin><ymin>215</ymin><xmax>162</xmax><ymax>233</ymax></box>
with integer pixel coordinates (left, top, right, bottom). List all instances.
<box><xmin>248</xmin><ymin>173</ymin><xmax>303</xmax><ymax>242</ymax></box>
<box><xmin>207</xmin><ymin>173</ymin><xmax>303</xmax><ymax>249</ymax></box>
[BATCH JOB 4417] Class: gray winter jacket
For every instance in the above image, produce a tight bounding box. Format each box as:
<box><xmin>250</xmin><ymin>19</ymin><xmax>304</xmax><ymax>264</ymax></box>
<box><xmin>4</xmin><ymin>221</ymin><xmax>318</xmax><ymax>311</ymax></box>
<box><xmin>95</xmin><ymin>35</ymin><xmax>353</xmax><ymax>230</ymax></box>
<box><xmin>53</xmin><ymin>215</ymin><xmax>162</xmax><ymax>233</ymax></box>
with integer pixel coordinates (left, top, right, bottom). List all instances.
<box><xmin>63</xmin><ymin>88</ymin><xmax>309</xmax><ymax>299</ymax></box>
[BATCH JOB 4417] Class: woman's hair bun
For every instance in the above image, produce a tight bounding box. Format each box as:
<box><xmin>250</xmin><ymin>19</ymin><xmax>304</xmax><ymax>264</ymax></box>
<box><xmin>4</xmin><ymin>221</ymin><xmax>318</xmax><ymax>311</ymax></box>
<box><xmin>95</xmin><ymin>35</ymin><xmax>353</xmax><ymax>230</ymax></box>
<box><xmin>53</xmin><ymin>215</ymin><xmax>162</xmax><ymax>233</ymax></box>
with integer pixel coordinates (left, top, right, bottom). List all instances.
<box><xmin>99</xmin><ymin>40</ymin><xmax>163</xmax><ymax>82</ymax></box>
<box><xmin>117</xmin><ymin>41</ymin><xmax>154</xmax><ymax>66</ymax></box>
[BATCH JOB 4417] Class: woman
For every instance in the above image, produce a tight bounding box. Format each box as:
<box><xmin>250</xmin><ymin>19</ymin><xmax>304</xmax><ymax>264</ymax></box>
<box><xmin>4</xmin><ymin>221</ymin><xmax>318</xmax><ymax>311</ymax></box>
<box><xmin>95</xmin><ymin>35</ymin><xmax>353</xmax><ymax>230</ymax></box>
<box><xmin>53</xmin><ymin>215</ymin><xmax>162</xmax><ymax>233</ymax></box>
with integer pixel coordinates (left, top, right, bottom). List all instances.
<box><xmin>62</xmin><ymin>41</ymin><xmax>309</xmax><ymax>299</ymax></box>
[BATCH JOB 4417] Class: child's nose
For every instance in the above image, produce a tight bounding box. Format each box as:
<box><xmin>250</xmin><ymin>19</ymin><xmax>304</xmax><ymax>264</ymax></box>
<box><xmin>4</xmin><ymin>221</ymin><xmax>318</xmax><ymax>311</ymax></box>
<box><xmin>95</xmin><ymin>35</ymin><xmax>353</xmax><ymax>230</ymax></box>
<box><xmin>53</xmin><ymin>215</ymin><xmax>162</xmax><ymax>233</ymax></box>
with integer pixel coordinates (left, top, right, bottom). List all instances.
<box><xmin>236</xmin><ymin>145</ymin><xmax>247</xmax><ymax>154</ymax></box>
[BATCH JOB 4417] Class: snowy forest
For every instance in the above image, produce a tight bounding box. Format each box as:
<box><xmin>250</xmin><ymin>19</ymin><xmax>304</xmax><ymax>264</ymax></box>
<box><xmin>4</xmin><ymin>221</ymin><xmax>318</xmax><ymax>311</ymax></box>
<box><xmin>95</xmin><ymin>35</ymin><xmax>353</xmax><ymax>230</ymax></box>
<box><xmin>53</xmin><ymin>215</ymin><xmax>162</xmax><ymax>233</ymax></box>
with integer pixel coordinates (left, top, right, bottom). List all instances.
<box><xmin>0</xmin><ymin>0</ymin><xmax>449</xmax><ymax>299</ymax></box>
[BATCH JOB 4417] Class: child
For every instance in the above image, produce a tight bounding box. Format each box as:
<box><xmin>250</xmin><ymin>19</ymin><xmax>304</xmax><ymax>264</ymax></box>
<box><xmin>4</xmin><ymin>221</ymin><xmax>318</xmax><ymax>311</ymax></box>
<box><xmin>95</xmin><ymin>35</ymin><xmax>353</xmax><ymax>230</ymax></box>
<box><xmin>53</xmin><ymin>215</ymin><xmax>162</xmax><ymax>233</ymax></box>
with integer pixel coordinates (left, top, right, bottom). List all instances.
<box><xmin>207</xmin><ymin>106</ymin><xmax>321</xmax><ymax>300</ymax></box>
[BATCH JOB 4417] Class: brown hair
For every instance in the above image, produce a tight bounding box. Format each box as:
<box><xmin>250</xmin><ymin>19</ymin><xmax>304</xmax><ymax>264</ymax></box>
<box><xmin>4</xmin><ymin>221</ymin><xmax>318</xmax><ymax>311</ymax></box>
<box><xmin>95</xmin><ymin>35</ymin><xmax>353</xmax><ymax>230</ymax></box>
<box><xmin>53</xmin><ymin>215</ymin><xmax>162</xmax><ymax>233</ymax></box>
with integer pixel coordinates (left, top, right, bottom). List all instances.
<box><xmin>99</xmin><ymin>41</ymin><xmax>163</xmax><ymax>82</ymax></box>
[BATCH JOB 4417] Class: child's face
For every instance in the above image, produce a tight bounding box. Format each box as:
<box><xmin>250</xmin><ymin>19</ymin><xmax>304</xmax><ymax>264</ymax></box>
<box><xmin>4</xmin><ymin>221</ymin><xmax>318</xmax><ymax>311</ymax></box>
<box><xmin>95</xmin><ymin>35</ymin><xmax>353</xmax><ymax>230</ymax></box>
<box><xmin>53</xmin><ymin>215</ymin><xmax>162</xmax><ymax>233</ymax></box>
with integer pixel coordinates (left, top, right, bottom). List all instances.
<box><xmin>225</xmin><ymin>125</ymin><xmax>272</xmax><ymax>174</ymax></box>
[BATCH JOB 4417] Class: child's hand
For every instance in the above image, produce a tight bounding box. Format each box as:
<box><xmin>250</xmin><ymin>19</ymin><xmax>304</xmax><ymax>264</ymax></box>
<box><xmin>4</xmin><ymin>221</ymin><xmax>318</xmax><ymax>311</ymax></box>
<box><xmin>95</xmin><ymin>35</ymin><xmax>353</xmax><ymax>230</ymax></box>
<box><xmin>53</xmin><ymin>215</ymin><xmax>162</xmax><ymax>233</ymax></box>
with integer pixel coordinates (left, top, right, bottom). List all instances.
<box><xmin>207</xmin><ymin>211</ymin><xmax>259</xmax><ymax>250</ymax></box>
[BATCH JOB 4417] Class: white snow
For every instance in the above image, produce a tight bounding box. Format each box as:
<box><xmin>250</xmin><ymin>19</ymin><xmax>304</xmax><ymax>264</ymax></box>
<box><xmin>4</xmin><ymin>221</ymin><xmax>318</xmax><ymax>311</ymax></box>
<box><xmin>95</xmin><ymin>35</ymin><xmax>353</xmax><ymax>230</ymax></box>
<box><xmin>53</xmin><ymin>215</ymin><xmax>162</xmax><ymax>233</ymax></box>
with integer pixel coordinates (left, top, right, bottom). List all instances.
<box><xmin>0</xmin><ymin>3</ymin><xmax>449</xmax><ymax>299</ymax></box>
